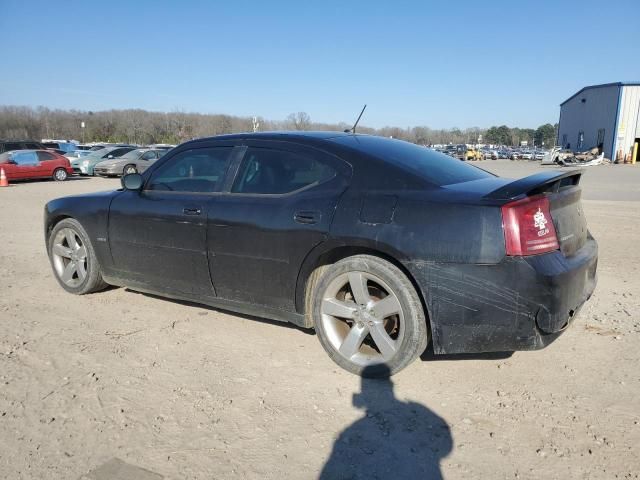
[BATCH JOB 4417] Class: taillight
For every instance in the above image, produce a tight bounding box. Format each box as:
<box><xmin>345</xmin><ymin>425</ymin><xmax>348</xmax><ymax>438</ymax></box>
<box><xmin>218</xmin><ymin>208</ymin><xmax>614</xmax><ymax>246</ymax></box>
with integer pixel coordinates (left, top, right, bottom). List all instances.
<box><xmin>501</xmin><ymin>194</ymin><xmax>559</xmax><ymax>256</ymax></box>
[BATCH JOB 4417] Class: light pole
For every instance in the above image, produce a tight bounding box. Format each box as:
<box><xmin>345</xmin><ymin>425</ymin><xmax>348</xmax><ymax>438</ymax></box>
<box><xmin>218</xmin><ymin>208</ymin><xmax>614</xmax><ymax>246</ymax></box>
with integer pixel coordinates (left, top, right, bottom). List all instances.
<box><xmin>81</xmin><ymin>121</ymin><xmax>85</xmax><ymax>144</ymax></box>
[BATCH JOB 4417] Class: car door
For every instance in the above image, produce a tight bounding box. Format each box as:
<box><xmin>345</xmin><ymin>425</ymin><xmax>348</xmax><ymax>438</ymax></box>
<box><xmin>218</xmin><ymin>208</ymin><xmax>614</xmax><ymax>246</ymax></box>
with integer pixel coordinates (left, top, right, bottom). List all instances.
<box><xmin>107</xmin><ymin>144</ymin><xmax>237</xmax><ymax>297</ymax></box>
<box><xmin>207</xmin><ymin>140</ymin><xmax>351</xmax><ymax>311</ymax></box>
<box><xmin>6</xmin><ymin>151</ymin><xmax>40</xmax><ymax>179</ymax></box>
<box><xmin>37</xmin><ymin>150</ymin><xmax>61</xmax><ymax>177</ymax></box>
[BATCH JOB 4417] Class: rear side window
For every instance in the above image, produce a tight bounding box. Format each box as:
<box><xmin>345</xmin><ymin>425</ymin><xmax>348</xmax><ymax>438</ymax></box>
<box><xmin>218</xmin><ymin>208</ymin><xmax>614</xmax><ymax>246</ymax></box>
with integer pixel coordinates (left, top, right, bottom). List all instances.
<box><xmin>147</xmin><ymin>147</ymin><xmax>233</xmax><ymax>193</ymax></box>
<box><xmin>141</xmin><ymin>151</ymin><xmax>156</xmax><ymax>160</ymax></box>
<box><xmin>37</xmin><ymin>151</ymin><xmax>57</xmax><ymax>161</ymax></box>
<box><xmin>331</xmin><ymin>136</ymin><xmax>493</xmax><ymax>186</ymax></box>
<box><xmin>232</xmin><ymin>147</ymin><xmax>335</xmax><ymax>194</ymax></box>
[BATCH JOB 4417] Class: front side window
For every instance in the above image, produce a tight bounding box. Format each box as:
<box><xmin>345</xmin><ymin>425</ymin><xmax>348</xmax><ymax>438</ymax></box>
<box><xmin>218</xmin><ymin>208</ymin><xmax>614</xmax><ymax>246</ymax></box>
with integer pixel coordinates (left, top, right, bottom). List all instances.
<box><xmin>147</xmin><ymin>147</ymin><xmax>233</xmax><ymax>193</ymax></box>
<box><xmin>141</xmin><ymin>151</ymin><xmax>156</xmax><ymax>160</ymax></box>
<box><xmin>232</xmin><ymin>147</ymin><xmax>335</xmax><ymax>194</ymax></box>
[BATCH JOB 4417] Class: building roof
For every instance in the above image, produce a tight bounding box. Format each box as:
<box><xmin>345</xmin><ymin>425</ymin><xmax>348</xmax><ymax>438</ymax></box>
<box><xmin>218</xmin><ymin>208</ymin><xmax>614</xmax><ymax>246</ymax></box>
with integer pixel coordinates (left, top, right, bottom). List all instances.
<box><xmin>560</xmin><ymin>82</ymin><xmax>640</xmax><ymax>106</ymax></box>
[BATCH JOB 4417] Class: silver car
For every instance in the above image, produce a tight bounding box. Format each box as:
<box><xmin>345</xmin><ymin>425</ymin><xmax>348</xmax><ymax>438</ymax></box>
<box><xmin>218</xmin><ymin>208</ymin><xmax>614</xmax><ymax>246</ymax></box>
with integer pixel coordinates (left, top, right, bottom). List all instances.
<box><xmin>93</xmin><ymin>149</ymin><xmax>165</xmax><ymax>177</ymax></box>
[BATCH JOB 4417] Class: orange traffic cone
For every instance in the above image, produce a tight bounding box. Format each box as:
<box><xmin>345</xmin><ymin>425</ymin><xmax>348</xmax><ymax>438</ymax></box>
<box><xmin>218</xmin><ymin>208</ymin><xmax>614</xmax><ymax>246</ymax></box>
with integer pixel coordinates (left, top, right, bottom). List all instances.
<box><xmin>0</xmin><ymin>168</ymin><xmax>9</xmax><ymax>187</ymax></box>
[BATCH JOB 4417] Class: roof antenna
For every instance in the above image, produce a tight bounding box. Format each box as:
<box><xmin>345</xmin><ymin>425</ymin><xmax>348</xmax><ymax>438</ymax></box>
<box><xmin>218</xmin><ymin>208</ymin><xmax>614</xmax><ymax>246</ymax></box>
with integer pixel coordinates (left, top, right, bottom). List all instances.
<box><xmin>344</xmin><ymin>104</ymin><xmax>367</xmax><ymax>134</ymax></box>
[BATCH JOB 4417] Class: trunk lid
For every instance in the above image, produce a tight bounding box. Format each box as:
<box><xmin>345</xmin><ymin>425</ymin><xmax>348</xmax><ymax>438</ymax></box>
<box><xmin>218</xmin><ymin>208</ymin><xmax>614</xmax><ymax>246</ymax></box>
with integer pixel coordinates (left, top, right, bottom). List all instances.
<box><xmin>484</xmin><ymin>170</ymin><xmax>587</xmax><ymax>257</ymax></box>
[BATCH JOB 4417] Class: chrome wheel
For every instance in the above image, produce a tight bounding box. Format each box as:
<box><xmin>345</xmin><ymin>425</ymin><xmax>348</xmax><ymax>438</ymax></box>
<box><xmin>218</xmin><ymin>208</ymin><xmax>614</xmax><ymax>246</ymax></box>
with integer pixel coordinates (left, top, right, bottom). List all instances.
<box><xmin>320</xmin><ymin>271</ymin><xmax>405</xmax><ymax>367</ymax></box>
<box><xmin>51</xmin><ymin>228</ymin><xmax>88</xmax><ymax>288</ymax></box>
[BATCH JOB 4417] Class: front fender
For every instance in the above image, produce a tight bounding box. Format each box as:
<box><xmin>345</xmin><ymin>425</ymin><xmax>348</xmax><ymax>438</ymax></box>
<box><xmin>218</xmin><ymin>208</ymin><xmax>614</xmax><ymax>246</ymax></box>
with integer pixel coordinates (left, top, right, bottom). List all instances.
<box><xmin>44</xmin><ymin>190</ymin><xmax>119</xmax><ymax>272</ymax></box>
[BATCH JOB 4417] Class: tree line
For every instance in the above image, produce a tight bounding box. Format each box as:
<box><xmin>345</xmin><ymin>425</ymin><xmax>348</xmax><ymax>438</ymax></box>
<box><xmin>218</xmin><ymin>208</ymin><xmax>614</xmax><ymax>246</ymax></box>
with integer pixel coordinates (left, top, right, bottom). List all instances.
<box><xmin>0</xmin><ymin>105</ymin><xmax>558</xmax><ymax>147</ymax></box>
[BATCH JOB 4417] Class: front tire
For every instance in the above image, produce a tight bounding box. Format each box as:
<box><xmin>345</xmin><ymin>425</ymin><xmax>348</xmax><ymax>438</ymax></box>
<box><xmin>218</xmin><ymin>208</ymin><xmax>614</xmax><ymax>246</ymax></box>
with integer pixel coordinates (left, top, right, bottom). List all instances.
<box><xmin>123</xmin><ymin>164</ymin><xmax>137</xmax><ymax>175</ymax></box>
<box><xmin>312</xmin><ymin>255</ymin><xmax>428</xmax><ymax>377</ymax></box>
<box><xmin>48</xmin><ymin>218</ymin><xmax>108</xmax><ymax>294</ymax></box>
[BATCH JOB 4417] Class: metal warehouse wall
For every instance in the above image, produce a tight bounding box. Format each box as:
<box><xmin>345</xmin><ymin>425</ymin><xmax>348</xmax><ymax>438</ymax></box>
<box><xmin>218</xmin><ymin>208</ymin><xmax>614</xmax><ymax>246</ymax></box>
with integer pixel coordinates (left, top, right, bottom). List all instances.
<box><xmin>558</xmin><ymin>85</ymin><xmax>620</xmax><ymax>159</ymax></box>
<box><xmin>614</xmin><ymin>86</ymin><xmax>640</xmax><ymax>161</ymax></box>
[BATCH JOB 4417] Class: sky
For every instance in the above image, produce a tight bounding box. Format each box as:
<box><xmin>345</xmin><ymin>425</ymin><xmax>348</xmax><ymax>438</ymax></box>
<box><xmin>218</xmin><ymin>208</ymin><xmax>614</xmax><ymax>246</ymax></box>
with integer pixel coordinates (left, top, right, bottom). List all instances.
<box><xmin>0</xmin><ymin>0</ymin><xmax>638</xmax><ymax>130</ymax></box>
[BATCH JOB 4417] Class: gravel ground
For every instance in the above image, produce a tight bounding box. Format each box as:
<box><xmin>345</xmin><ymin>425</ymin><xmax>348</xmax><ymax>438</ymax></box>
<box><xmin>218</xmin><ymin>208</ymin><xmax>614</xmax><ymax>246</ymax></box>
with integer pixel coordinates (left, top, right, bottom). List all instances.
<box><xmin>0</xmin><ymin>160</ymin><xmax>639</xmax><ymax>479</ymax></box>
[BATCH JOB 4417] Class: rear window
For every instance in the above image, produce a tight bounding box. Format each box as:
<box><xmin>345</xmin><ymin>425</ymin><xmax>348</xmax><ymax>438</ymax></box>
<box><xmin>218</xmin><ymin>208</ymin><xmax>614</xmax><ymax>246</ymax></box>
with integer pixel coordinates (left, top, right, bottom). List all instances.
<box><xmin>331</xmin><ymin>135</ymin><xmax>493</xmax><ymax>186</ymax></box>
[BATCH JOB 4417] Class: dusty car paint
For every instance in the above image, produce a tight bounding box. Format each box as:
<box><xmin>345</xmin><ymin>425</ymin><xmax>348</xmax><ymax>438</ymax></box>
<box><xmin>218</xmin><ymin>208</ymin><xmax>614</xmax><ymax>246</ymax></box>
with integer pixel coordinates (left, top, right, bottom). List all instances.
<box><xmin>44</xmin><ymin>132</ymin><xmax>597</xmax><ymax>355</ymax></box>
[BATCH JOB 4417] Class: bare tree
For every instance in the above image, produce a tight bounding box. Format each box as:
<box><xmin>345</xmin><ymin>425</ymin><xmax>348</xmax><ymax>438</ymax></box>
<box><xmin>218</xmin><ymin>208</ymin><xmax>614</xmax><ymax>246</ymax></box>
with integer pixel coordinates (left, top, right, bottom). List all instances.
<box><xmin>286</xmin><ymin>112</ymin><xmax>311</xmax><ymax>130</ymax></box>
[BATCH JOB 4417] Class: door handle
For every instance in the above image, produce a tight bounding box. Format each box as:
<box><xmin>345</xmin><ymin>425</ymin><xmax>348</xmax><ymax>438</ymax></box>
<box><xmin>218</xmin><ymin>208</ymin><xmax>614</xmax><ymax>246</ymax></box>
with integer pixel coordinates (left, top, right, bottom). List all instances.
<box><xmin>183</xmin><ymin>207</ymin><xmax>202</xmax><ymax>216</ymax></box>
<box><xmin>294</xmin><ymin>210</ymin><xmax>320</xmax><ymax>225</ymax></box>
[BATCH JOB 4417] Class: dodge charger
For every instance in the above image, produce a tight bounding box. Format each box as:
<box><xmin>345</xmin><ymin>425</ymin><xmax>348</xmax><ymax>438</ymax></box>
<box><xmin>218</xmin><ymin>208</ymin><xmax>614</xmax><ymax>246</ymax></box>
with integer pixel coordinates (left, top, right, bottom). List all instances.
<box><xmin>44</xmin><ymin>132</ymin><xmax>597</xmax><ymax>376</ymax></box>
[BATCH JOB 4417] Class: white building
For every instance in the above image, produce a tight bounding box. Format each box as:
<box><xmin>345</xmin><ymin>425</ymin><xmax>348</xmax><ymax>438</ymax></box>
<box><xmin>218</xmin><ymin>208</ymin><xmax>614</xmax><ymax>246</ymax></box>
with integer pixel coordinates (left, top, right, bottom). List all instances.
<box><xmin>557</xmin><ymin>82</ymin><xmax>640</xmax><ymax>162</ymax></box>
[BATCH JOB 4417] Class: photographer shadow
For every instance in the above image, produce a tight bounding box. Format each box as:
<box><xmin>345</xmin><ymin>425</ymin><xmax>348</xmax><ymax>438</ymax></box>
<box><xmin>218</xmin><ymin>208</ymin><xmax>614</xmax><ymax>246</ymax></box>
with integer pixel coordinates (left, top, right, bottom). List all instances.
<box><xmin>320</xmin><ymin>364</ymin><xmax>452</xmax><ymax>480</ymax></box>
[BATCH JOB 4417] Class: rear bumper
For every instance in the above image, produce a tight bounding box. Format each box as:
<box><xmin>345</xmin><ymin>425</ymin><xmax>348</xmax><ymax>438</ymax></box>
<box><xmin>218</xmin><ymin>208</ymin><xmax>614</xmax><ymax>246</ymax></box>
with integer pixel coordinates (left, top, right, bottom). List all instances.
<box><xmin>408</xmin><ymin>236</ymin><xmax>598</xmax><ymax>354</ymax></box>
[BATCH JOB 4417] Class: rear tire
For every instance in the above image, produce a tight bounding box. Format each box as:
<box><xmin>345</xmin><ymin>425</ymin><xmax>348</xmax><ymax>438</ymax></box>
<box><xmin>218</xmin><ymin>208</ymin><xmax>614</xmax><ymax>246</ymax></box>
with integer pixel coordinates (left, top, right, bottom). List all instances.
<box><xmin>48</xmin><ymin>218</ymin><xmax>108</xmax><ymax>295</ymax></box>
<box><xmin>52</xmin><ymin>168</ymin><xmax>68</xmax><ymax>181</ymax></box>
<box><xmin>311</xmin><ymin>255</ymin><xmax>428</xmax><ymax>377</ymax></box>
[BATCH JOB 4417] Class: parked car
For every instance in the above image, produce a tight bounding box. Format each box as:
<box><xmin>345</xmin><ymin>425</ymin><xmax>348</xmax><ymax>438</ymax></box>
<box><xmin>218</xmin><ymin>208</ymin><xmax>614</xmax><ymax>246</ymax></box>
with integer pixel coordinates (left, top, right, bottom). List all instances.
<box><xmin>71</xmin><ymin>146</ymin><xmax>137</xmax><ymax>175</ymax></box>
<box><xmin>94</xmin><ymin>148</ymin><xmax>166</xmax><ymax>177</ymax></box>
<box><xmin>0</xmin><ymin>149</ymin><xmax>73</xmax><ymax>181</ymax></box>
<box><xmin>482</xmin><ymin>149</ymin><xmax>498</xmax><ymax>160</ymax></box>
<box><xmin>147</xmin><ymin>144</ymin><xmax>176</xmax><ymax>150</ymax></box>
<box><xmin>65</xmin><ymin>150</ymin><xmax>93</xmax><ymax>161</ymax></box>
<box><xmin>0</xmin><ymin>140</ymin><xmax>47</xmax><ymax>154</ymax></box>
<box><xmin>443</xmin><ymin>145</ymin><xmax>457</xmax><ymax>158</ymax></box>
<box><xmin>520</xmin><ymin>152</ymin><xmax>533</xmax><ymax>160</ymax></box>
<box><xmin>86</xmin><ymin>144</ymin><xmax>134</xmax><ymax>151</ymax></box>
<box><xmin>510</xmin><ymin>151</ymin><xmax>520</xmax><ymax>160</ymax></box>
<box><xmin>44</xmin><ymin>132</ymin><xmax>597</xmax><ymax>377</ymax></box>
<box><xmin>42</xmin><ymin>141</ymin><xmax>77</xmax><ymax>153</ymax></box>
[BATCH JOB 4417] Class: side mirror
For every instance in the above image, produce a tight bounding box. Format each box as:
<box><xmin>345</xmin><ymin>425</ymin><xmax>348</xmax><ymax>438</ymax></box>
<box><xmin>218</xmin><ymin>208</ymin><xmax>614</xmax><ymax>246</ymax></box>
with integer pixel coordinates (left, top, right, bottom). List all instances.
<box><xmin>121</xmin><ymin>173</ymin><xmax>143</xmax><ymax>191</ymax></box>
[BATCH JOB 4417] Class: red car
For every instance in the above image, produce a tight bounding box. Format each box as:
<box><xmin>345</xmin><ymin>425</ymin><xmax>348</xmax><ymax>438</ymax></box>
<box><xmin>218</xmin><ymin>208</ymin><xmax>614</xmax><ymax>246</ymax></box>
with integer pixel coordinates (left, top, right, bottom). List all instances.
<box><xmin>0</xmin><ymin>150</ymin><xmax>74</xmax><ymax>182</ymax></box>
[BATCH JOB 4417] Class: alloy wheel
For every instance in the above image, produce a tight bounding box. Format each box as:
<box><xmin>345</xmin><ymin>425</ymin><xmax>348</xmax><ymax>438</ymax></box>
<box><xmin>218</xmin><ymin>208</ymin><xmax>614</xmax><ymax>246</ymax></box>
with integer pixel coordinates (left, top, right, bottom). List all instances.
<box><xmin>320</xmin><ymin>271</ymin><xmax>405</xmax><ymax>367</ymax></box>
<box><xmin>51</xmin><ymin>228</ymin><xmax>88</xmax><ymax>288</ymax></box>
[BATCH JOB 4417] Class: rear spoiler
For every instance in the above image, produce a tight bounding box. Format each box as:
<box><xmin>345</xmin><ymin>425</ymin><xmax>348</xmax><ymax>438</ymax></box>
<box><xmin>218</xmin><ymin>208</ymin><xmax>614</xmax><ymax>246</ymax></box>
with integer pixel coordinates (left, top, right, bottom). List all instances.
<box><xmin>484</xmin><ymin>170</ymin><xmax>583</xmax><ymax>200</ymax></box>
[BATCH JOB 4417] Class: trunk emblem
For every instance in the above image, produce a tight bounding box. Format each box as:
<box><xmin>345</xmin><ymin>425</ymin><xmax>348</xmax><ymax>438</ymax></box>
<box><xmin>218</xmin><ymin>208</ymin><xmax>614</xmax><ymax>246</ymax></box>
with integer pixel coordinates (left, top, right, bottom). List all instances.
<box><xmin>534</xmin><ymin>207</ymin><xmax>550</xmax><ymax>237</ymax></box>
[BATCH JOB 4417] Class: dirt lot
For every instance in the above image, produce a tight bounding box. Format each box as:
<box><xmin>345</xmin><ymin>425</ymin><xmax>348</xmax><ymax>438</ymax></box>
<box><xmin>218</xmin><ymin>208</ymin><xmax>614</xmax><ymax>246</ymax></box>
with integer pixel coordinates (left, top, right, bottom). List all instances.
<box><xmin>1</xmin><ymin>160</ymin><xmax>639</xmax><ymax>479</ymax></box>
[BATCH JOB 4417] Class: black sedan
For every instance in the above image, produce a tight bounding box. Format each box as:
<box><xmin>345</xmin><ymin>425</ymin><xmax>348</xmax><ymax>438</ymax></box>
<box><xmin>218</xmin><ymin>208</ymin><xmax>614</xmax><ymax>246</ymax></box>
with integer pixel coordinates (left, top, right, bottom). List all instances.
<box><xmin>44</xmin><ymin>132</ymin><xmax>597</xmax><ymax>376</ymax></box>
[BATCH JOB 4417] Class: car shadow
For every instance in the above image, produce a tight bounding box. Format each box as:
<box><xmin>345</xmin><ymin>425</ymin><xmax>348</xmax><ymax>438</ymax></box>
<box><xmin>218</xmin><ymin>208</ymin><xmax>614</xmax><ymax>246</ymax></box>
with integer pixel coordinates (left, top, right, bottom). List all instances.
<box><xmin>1</xmin><ymin>176</ymin><xmax>91</xmax><ymax>186</ymax></box>
<box><xmin>124</xmin><ymin>289</ymin><xmax>315</xmax><ymax>335</ymax></box>
<box><xmin>320</xmin><ymin>364</ymin><xmax>452</xmax><ymax>479</ymax></box>
<box><xmin>65</xmin><ymin>176</ymin><xmax>91</xmax><ymax>181</ymax></box>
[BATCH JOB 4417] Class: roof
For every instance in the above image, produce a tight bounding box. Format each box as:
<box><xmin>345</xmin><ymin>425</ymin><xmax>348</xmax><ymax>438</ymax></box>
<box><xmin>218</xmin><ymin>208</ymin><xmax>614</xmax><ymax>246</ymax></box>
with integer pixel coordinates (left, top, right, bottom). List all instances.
<box><xmin>198</xmin><ymin>131</ymin><xmax>352</xmax><ymax>141</ymax></box>
<box><xmin>560</xmin><ymin>82</ymin><xmax>640</xmax><ymax>106</ymax></box>
<box><xmin>185</xmin><ymin>131</ymin><xmax>360</xmax><ymax>148</ymax></box>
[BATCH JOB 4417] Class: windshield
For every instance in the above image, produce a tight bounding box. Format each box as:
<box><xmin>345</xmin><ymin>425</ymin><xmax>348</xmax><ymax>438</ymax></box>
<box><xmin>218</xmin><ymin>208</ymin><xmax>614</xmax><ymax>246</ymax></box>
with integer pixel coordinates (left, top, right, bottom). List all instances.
<box><xmin>118</xmin><ymin>149</ymin><xmax>144</xmax><ymax>160</ymax></box>
<box><xmin>84</xmin><ymin>149</ymin><xmax>110</xmax><ymax>159</ymax></box>
<box><xmin>331</xmin><ymin>135</ymin><xmax>493</xmax><ymax>186</ymax></box>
